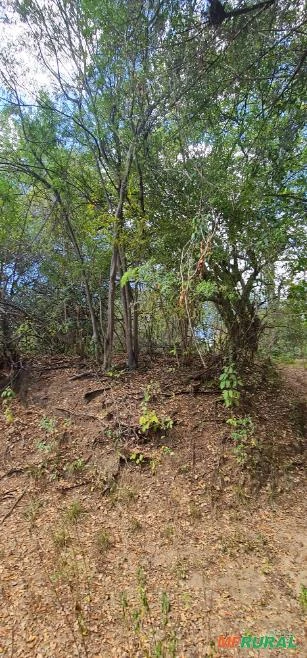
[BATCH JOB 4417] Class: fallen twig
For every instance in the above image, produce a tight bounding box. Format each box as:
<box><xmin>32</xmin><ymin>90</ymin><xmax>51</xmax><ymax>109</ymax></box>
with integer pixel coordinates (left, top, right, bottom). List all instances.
<box><xmin>84</xmin><ymin>387</ymin><xmax>111</xmax><ymax>402</ymax></box>
<box><xmin>34</xmin><ymin>363</ymin><xmax>74</xmax><ymax>372</ymax></box>
<box><xmin>1</xmin><ymin>489</ymin><xmax>26</xmax><ymax>524</ymax></box>
<box><xmin>0</xmin><ymin>467</ymin><xmax>27</xmax><ymax>481</ymax></box>
<box><xmin>57</xmin><ymin>479</ymin><xmax>92</xmax><ymax>494</ymax></box>
<box><xmin>0</xmin><ymin>490</ymin><xmax>16</xmax><ymax>501</ymax></box>
<box><xmin>69</xmin><ymin>371</ymin><xmax>95</xmax><ymax>381</ymax></box>
<box><xmin>55</xmin><ymin>407</ymin><xmax>100</xmax><ymax>421</ymax></box>
<box><xmin>162</xmin><ymin>388</ymin><xmax>219</xmax><ymax>397</ymax></box>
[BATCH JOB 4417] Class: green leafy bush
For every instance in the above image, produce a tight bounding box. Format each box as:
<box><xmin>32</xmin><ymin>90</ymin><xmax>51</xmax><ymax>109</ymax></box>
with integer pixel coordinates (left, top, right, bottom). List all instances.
<box><xmin>219</xmin><ymin>363</ymin><xmax>242</xmax><ymax>408</ymax></box>
<box><xmin>1</xmin><ymin>386</ymin><xmax>15</xmax><ymax>424</ymax></box>
<box><xmin>139</xmin><ymin>408</ymin><xmax>173</xmax><ymax>434</ymax></box>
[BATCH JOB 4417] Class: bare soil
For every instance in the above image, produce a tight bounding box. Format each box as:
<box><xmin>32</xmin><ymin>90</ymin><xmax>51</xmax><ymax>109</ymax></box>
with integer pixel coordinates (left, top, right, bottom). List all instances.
<box><xmin>0</xmin><ymin>356</ymin><xmax>306</xmax><ymax>658</ymax></box>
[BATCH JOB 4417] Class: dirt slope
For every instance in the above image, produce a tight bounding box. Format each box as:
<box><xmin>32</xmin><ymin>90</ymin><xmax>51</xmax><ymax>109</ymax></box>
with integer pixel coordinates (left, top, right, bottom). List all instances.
<box><xmin>0</xmin><ymin>357</ymin><xmax>306</xmax><ymax>658</ymax></box>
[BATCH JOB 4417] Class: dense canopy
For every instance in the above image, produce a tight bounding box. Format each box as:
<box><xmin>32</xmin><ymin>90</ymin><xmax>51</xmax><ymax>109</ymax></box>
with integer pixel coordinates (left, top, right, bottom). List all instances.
<box><xmin>0</xmin><ymin>0</ymin><xmax>306</xmax><ymax>370</ymax></box>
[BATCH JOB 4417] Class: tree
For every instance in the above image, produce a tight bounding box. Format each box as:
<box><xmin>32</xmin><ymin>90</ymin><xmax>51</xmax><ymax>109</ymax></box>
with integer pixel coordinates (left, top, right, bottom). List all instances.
<box><xmin>0</xmin><ymin>0</ymin><xmax>305</xmax><ymax>368</ymax></box>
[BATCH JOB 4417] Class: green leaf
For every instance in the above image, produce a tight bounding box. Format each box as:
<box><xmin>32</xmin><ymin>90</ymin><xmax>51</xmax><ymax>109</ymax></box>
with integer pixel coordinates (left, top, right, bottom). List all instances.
<box><xmin>120</xmin><ymin>267</ymin><xmax>139</xmax><ymax>288</ymax></box>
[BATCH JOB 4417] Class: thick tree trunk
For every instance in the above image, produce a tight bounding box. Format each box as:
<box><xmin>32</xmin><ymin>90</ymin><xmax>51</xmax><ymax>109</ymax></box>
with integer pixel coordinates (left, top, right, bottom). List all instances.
<box><xmin>219</xmin><ymin>299</ymin><xmax>262</xmax><ymax>363</ymax></box>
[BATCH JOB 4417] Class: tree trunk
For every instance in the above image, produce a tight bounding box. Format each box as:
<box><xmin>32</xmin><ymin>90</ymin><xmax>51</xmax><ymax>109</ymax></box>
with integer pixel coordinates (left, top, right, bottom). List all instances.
<box><xmin>118</xmin><ymin>249</ymin><xmax>137</xmax><ymax>369</ymax></box>
<box><xmin>99</xmin><ymin>295</ymin><xmax>104</xmax><ymax>340</ymax></box>
<box><xmin>219</xmin><ymin>299</ymin><xmax>262</xmax><ymax>364</ymax></box>
<box><xmin>103</xmin><ymin>244</ymin><xmax>118</xmax><ymax>370</ymax></box>
<box><xmin>58</xmin><ymin>200</ymin><xmax>101</xmax><ymax>360</ymax></box>
<box><xmin>0</xmin><ymin>294</ymin><xmax>19</xmax><ymax>370</ymax></box>
<box><xmin>103</xmin><ymin>143</ymin><xmax>135</xmax><ymax>369</ymax></box>
<box><xmin>83</xmin><ymin>278</ymin><xmax>101</xmax><ymax>359</ymax></box>
<box><xmin>133</xmin><ymin>284</ymin><xmax>139</xmax><ymax>367</ymax></box>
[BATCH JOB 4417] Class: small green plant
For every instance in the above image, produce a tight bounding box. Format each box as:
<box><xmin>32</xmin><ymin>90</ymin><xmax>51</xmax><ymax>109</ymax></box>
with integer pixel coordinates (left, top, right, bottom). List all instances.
<box><xmin>143</xmin><ymin>383</ymin><xmax>152</xmax><ymax>403</ymax></box>
<box><xmin>24</xmin><ymin>499</ymin><xmax>42</xmax><ymax>524</ymax></box>
<box><xmin>36</xmin><ymin>440</ymin><xmax>54</xmax><ymax>454</ymax></box>
<box><xmin>115</xmin><ymin>484</ymin><xmax>138</xmax><ymax>505</ymax></box>
<box><xmin>189</xmin><ymin>501</ymin><xmax>202</xmax><ymax>519</ymax></box>
<box><xmin>106</xmin><ymin>368</ymin><xmax>123</xmax><ymax>378</ymax></box>
<box><xmin>226</xmin><ymin>416</ymin><xmax>255</xmax><ymax>464</ymax></box>
<box><xmin>162</xmin><ymin>417</ymin><xmax>173</xmax><ymax>430</ymax></box>
<box><xmin>139</xmin><ymin>409</ymin><xmax>160</xmax><ymax>433</ymax></box>
<box><xmin>3</xmin><ymin>406</ymin><xmax>14</xmax><ymax>423</ymax></box>
<box><xmin>1</xmin><ymin>386</ymin><xmax>15</xmax><ymax>401</ymax></box>
<box><xmin>299</xmin><ymin>584</ymin><xmax>307</xmax><ymax>612</ymax></box>
<box><xmin>143</xmin><ymin>380</ymin><xmax>161</xmax><ymax>403</ymax></box>
<box><xmin>39</xmin><ymin>416</ymin><xmax>57</xmax><ymax>433</ymax></box>
<box><xmin>161</xmin><ymin>445</ymin><xmax>174</xmax><ymax>456</ymax></box>
<box><xmin>177</xmin><ymin>463</ymin><xmax>190</xmax><ymax>474</ymax></box>
<box><xmin>129</xmin><ymin>451</ymin><xmax>145</xmax><ymax>466</ymax></box>
<box><xmin>173</xmin><ymin>558</ymin><xmax>188</xmax><ymax>581</ymax></box>
<box><xmin>65</xmin><ymin>458</ymin><xmax>86</xmax><ymax>473</ymax></box>
<box><xmin>161</xmin><ymin>524</ymin><xmax>174</xmax><ymax>541</ymax></box>
<box><xmin>219</xmin><ymin>363</ymin><xmax>242</xmax><ymax>408</ymax></box>
<box><xmin>121</xmin><ymin>569</ymin><xmax>177</xmax><ymax>657</ymax></box>
<box><xmin>1</xmin><ymin>386</ymin><xmax>15</xmax><ymax>424</ymax></box>
<box><xmin>161</xmin><ymin>591</ymin><xmax>171</xmax><ymax>626</ymax></box>
<box><xmin>53</xmin><ymin>527</ymin><xmax>71</xmax><ymax>549</ymax></box>
<box><xmin>65</xmin><ymin>500</ymin><xmax>85</xmax><ymax>523</ymax></box>
<box><xmin>150</xmin><ymin>457</ymin><xmax>159</xmax><ymax>475</ymax></box>
<box><xmin>28</xmin><ymin>463</ymin><xmax>46</xmax><ymax>480</ymax></box>
<box><xmin>96</xmin><ymin>529</ymin><xmax>112</xmax><ymax>554</ymax></box>
<box><xmin>139</xmin><ymin>406</ymin><xmax>173</xmax><ymax>435</ymax></box>
<box><xmin>130</xmin><ymin>517</ymin><xmax>143</xmax><ymax>533</ymax></box>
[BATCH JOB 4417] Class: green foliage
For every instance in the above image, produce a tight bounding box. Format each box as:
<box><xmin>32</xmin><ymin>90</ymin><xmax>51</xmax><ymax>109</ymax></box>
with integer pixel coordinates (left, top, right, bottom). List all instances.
<box><xmin>120</xmin><ymin>267</ymin><xmax>139</xmax><ymax>288</ymax></box>
<box><xmin>64</xmin><ymin>458</ymin><xmax>86</xmax><ymax>473</ymax></box>
<box><xmin>39</xmin><ymin>416</ymin><xmax>57</xmax><ymax>433</ymax></box>
<box><xmin>15</xmin><ymin>321</ymin><xmax>38</xmax><ymax>354</ymax></box>
<box><xmin>143</xmin><ymin>381</ymin><xmax>161</xmax><ymax>403</ymax></box>
<box><xmin>299</xmin><ymin>584</ymin><xmax>307</xmax><ymax>612</ymax></box>
<box><xmin>3</xmin><ymin>406</ymin><xmax>14</xmax><ymax>424</ymax></box>
<box><xmin>139</xmin><ymin>407</ymin><xmax>173</xmax><ymax>434</ymax></box>
<box><xmin>53</xmin><ymin>528</ymin><xmax>72</xmax><ymax>549</ymax></box>
<box><xmin>121</xmin><ymin>570</ymin><xmax>177</xmax><ymax>657</ymax></box>
<box><xmin>96</xmin><ymin>530</ymin><xmax>113</xmax><ymax>555</ymax></box>
<box><xmin>195</xmin><ymin>281</ymin><xmax>217</xmax><ymax>299</ymax></box>
<box><xmin>65</xmin><ymin>500</ymin><xmax>85</xmax><ymax>524</ymax></box>
<box><xmin>227</xmin><ymin>416</ymin><xmax>255</xmax><ymax>465</ymax></box>
<box><xmin>106</xmin><ymin>369</ymin><xmax>124</xmax><ymax>379</ymax></box>
<box><xmin>219</xmin><ymin>364</ymin><xmax>242</xmax><ymax>408</ymax></box>
<box><xmin>161</xmin><ymin>446</ymin><xmax>174</xmax><ymax>456</ymax></box>
<box><xmin>1</xmin><ymin>386</ymin><xmax>15</xmax><ymax>424</ymax></box>
<box><xmin>1</xmin><ymin>386</ymin><xmax>15</xmax><ymax>401</ymax></box>
<box><xmin>129</xmin><ymin>451</ymin><xmax>145</xmax><ymax>466</ymax></box>
<box><xmin>139</xmin><ymin>409</ymin><xmax>160</xmax><ymax>433</ymax></box>
<box><xmin>262</xmin><ymin>281</ymin><xmax>307</xmax><ymax>360</ymax></box>
<box><xmin>0</xmin><ymin>0</ymin><xmax>305</xmax><ymax>367</ymax></box>
<box><xmin>23</xmin><ymin>499</ymin><xmax>43</xmax><ymax>524</ymax></box>
<box><xmin>36</xmin><ymin>440</ymin><xmax>53</xmax><ymax>454</ymax></box>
